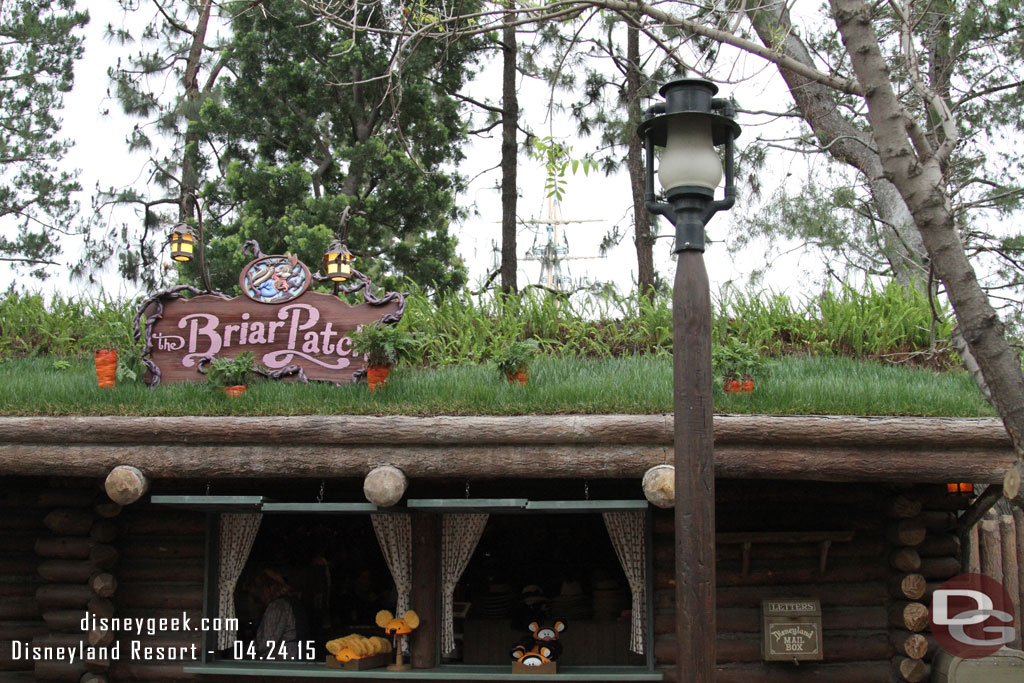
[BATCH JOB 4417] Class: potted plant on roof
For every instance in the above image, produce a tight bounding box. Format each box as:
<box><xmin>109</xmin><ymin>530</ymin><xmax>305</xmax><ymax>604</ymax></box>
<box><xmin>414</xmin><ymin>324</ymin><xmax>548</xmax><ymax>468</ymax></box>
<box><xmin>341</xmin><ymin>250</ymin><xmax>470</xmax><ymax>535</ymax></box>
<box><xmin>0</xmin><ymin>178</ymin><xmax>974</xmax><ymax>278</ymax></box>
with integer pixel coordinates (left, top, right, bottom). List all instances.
<box><xmin>712</xmin><ymin>339</ymin><xmax>763</xmax><ymax>394</ymax></box>
<box><xmin>493</xmin><ymin>339</ymin><xmax>540</xmax><ymax>385</ymax></box>
<box><xmin>350</xmin><ymin>323</ymin><xmax>417</xmax><ymax>391</ymax></box>
<box><xmin>93</xmin><ymin>349</ymin><xmax>118</xmax><ymax>388</ymax></box>
<box><xmin>205</xmin><ymin>352</ymin><xmax>264</xmax><ymax>397</ymax></box>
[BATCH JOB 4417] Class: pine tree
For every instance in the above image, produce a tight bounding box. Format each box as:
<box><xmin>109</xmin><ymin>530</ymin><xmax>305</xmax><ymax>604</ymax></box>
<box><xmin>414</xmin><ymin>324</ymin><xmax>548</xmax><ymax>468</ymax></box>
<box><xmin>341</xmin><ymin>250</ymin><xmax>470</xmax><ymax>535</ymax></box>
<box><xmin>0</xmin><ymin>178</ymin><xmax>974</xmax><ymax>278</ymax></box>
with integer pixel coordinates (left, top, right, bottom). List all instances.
<box><xmin>0</xmin><ymin>0</ymin><xmax>89</xmax><ymax>279</ymax></box>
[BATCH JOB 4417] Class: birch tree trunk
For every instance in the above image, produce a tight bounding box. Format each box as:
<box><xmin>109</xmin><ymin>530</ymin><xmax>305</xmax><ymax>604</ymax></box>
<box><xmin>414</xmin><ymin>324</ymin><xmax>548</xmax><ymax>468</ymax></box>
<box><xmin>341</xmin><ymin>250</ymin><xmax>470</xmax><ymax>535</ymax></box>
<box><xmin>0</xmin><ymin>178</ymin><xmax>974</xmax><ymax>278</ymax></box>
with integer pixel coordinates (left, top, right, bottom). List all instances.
<box><xmin>745</xmin><ymin>2</ymin><xmax>928</xmax><ymax>291</ymax></box>
<box><xmin>827</xmin><ymin>0</ymin><xmax>1024</xmax><ymax>463</ymax></box>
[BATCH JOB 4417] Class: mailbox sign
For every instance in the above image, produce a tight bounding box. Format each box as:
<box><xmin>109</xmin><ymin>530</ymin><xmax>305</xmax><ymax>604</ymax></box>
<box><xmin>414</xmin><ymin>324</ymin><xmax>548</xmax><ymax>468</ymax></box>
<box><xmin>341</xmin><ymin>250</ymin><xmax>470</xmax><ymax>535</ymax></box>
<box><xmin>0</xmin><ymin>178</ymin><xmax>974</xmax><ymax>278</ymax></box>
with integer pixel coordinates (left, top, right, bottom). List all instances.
<box><xmin>761</xmin><ymin>599</ymin><xmax>823</xmax><ymax>661</ymax></box>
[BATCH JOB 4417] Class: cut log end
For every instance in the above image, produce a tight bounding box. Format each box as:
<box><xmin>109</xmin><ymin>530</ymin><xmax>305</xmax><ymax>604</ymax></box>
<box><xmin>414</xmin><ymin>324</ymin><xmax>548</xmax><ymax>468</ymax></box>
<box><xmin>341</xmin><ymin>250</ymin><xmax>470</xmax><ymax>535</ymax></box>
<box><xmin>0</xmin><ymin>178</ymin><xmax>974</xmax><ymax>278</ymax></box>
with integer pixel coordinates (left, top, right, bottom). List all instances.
<box><xmin>895</xmin><ymin>655</ymin><xmax>930</xmax><ymax>682</ymax></box>
<box><xmin>643</xmin><ymin>465</ymin><xmax>675</xmax><ymax>509</ymax></box>
<box><xmin>104</xmin><ymin>466</ymin><xmax>149</xmax><ymax>506</ymax></box>
<box><xmin>363</xmin><ymin>465</ymin><xmax>408</xmax><ymax>507</ymax></box>
<box><xmin>1005</xmin><ymin>461</ymin><xmax>1024</xmax><ymax>508</ymax></box>
<box><xmin>889</xmin><ymin>601</ymin><xmax>930</xmax><ymax>632</ymax></box>
<box><xmin>89</xmin><ymin>573</ymin><xmax>117</xmax><ymax>599</ymax></box>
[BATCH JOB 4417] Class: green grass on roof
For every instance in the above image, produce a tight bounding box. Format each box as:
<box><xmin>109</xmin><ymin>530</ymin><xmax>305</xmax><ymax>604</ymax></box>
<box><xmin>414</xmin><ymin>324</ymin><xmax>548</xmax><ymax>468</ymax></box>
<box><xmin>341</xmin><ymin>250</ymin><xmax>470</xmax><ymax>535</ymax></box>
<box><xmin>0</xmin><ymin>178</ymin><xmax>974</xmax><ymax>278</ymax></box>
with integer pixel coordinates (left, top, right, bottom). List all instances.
<box><xmin>0</xmin><ymin>356</ymin><xmax>996</xmax><ymax>418</ymax></box>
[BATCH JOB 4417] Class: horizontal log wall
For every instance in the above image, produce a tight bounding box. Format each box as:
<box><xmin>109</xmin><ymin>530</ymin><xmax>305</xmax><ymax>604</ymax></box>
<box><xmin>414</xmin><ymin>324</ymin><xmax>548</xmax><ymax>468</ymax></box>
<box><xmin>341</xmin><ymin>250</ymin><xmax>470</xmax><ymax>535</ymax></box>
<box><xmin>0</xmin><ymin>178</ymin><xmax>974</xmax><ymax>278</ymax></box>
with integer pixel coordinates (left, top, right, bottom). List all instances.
<box><xmin>655</xmin><ymin>481</ymin><xmax>895</xmax><ymax>682</ymax></box>
<box><xmin>0</xmin><ymin>415</ymin><xmax>1015</xmax><ymax>483</ymax></box>
<box><xmin>109</xmin><ymin>502</ymin><xmax>205</xmax><ymax>683</ymax></box>
<box><xmin>0</xmin><ymin>480</ymin><xmax>47</xmax><ymax>679</ymax></box>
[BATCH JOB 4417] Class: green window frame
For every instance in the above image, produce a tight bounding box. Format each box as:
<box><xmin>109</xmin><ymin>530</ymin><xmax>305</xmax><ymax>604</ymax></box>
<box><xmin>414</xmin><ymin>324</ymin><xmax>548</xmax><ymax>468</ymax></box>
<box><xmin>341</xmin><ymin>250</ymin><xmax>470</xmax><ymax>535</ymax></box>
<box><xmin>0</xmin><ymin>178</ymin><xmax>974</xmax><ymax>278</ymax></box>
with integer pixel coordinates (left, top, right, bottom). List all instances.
<box><xmin>152</xmin><ymin>495</ymin><xmax>662</xmax><ymax>680</ymax></box>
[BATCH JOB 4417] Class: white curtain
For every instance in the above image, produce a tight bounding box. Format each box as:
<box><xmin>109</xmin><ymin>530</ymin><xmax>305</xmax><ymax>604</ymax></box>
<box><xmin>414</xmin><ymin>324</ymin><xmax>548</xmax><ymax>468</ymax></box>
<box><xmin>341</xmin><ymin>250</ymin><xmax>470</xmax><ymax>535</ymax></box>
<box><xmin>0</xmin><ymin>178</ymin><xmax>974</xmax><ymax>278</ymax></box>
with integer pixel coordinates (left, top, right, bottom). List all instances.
<box><xmin>603</xmin><ymin>511</ymin><xmax>647</xmax><ymax>654</ymax></box>
<box><xmin>371</xmin><ymin>513</ymin><xmax>413</xmax><ymax>617</ymax></box>
<box><xmin>217</xmin><ymin>513</ymin><xmax>262</xmax><ymax>650</ymax></box>
<box><xmin>441</xmin><ymin>513</ymin><xmax>488</xmax><ymax>655</ymax></box>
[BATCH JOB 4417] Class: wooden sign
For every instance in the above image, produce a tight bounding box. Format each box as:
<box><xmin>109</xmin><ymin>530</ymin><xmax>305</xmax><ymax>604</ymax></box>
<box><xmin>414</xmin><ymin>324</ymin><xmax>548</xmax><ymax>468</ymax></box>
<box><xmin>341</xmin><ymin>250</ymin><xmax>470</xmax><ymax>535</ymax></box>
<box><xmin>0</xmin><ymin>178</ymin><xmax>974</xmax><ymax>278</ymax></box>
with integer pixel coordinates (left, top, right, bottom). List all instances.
<box><xmin>145</xmin><ymin>291</ymin><xmax>400</xmax><ymax>385</ymax></box>
<box><xmin>761</xmin><ymin>598</ymin><xmax>822</xmax><ymax>661</ymax></box>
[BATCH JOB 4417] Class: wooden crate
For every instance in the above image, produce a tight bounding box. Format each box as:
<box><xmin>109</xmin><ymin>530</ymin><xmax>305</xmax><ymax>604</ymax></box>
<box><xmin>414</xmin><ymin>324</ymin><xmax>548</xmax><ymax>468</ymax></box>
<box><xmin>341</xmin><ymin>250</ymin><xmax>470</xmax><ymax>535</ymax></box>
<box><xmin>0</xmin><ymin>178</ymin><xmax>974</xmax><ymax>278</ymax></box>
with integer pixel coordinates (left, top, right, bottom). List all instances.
<box><xmin>512</xmin><ymin>661</ymin><xmax>557</xmax><ymax>674</ymax></box>
<box><xmin>325</xmin><ymin>653</ymin><xmax>391</xmax><ymax>671</ymax></box>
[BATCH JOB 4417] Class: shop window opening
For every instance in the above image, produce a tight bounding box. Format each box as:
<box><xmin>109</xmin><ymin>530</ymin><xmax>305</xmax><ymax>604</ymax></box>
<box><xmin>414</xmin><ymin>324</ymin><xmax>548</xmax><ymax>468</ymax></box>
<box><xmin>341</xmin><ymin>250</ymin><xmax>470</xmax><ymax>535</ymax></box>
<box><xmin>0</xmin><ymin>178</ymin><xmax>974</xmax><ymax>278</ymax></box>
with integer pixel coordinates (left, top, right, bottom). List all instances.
<box><xmin>445</xmin><ymin>512</ymin><xmax>647</xmax><ymax>668</ymax></box>
<box><xmin>227</xmin><ymin>514</ymin><xmax>397</xmax><ymax>660</ymax></box>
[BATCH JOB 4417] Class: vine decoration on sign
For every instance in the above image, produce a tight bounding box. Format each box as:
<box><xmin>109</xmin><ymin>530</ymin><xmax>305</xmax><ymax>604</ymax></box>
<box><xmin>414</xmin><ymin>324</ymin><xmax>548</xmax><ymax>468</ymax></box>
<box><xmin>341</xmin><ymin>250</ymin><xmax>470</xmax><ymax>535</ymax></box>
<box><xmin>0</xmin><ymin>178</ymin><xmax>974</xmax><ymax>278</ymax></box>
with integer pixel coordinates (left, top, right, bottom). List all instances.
<box><xmin>133</xmin><ymin>240</ymin><xmax>405</xmax><ymax>387</ymax></box>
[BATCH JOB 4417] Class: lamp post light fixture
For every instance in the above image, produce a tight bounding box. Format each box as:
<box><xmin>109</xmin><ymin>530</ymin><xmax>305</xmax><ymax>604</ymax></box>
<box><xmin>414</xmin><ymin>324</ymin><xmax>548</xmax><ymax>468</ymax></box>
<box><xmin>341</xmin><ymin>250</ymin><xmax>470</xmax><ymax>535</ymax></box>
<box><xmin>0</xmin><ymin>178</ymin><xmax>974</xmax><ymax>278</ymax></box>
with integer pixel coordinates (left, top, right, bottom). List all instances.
<box><xmin>638</xmin><ymin>77</ymin><xmax>740</xmax><ymax>683</ymax></box>
<box><xmin>322</xmin><ymin>239</ymin><xmax>354</xmax><ymax>282</ymax></box>
<box><xmin>638</xmin><ymin>78</ymin><xmax>740</xmax><ymax>253</ymax></box>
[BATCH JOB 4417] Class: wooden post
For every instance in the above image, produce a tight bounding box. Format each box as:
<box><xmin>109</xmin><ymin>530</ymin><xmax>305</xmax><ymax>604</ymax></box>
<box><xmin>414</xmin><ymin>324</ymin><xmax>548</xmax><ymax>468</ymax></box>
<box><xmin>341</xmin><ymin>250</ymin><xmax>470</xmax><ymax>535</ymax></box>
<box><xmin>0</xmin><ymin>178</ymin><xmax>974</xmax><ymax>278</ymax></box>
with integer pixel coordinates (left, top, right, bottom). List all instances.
<box><xmin>1000</xmin><ymin>513</ymin><xmax>1021</xmax><ymax>649</ymax></box>
<box><xmin>968</xmin><ymin>524</ymin><xmax>981</xmax><ymax>573</ymax></box>
<box><xmin>980</xmin><ymin>512</ymin><xmax>1003</xmax><ymax>582</ymax></box>
<box><xmin>1016</xmin><ymin>508</ymin><xmax>1024</xmax><ymax>646</ymax></box>
<box><xmin>410</xmin><ymin>512</ymin><xmax>438</xmax><ymax>669</ymax></box>
<box><xmin>674</xmin><ymin>250</ymin><xmax>715</xmax><ymax>683</ymax></box>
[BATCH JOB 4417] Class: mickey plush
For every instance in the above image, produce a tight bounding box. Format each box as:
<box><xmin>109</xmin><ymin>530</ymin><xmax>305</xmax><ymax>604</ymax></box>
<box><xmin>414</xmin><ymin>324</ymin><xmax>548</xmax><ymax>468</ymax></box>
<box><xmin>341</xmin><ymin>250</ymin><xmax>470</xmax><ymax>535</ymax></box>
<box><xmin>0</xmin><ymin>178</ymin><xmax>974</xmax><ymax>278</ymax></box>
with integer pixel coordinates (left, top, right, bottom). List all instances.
<box><xmin>376</xmin><ymin>609</ymin><xmax>419</xmax><ymax>671</ymax></box>
<box><xmin>510</xmin><ymin>620</ymin><xmax>566</xmax><ymax>664</ymax></box>
<box><xmin>375</xmin><ymin>609</ymin><xmax>420</xmax><ymax>636</ymax></box>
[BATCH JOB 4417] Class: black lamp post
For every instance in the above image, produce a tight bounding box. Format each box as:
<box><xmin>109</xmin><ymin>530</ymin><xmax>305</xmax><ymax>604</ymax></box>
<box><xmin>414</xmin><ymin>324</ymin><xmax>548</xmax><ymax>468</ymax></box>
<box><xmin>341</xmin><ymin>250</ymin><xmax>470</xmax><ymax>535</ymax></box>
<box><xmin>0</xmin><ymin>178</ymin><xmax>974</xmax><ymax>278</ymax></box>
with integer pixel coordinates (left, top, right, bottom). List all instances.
<box><xmin>638</xmin><ymin>78</ymin><xmax>740</xmax><ymax>683</ymax></box>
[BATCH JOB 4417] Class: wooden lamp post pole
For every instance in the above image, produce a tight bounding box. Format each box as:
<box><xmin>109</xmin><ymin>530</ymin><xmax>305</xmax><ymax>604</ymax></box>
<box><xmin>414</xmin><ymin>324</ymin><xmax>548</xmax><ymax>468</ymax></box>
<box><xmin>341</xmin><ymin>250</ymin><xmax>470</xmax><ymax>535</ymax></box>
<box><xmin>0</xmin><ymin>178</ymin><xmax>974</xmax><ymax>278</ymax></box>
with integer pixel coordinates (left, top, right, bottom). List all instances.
<box><xmin>638</xmin><ymin>78</ymin><xmax>740</xmax><ymax>683</ymax></box>
<box><xmin>674</xmin><ymin>250</ymin><xmax>716</xmax><ymax>682</ymax></box>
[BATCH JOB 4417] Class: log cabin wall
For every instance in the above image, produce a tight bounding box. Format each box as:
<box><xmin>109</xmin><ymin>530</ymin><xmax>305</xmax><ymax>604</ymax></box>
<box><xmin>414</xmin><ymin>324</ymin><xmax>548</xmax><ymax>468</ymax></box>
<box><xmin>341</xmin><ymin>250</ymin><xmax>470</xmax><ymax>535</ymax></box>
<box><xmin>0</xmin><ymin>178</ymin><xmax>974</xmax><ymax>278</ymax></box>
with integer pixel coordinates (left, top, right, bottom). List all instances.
<box><xmin>653</xmin><ymin>481</ymin><xmax>968</xmax><ymax>683</ymax></box>
<box><xmin>108</xmin><ymin>500</ymin><xmax>204</xmax><ymax>683</ymax></box>
<box><xmin>886</xmin><ymin>485</ymin><xmax>968</xmax><ymax>683</ymax></box>
<box><xmin>976</xmin><ymin>498</ymin><xmax>1024</xmax><ymax>652</ymax></box>
<box><xmin>0</xmin><ymin>478</ymin><xmax>47</xmax><ymax>682</ymax></box>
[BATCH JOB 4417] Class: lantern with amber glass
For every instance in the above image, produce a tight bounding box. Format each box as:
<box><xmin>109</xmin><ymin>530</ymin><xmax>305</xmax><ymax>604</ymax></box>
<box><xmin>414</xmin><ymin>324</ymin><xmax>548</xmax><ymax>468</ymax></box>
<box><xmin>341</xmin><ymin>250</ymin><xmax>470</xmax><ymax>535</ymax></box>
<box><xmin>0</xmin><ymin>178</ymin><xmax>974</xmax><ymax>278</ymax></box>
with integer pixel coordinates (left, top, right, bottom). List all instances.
<box><xmin>323</xmin><ymin>239</ymin><xmax>354</xmax><ymax>282</ymax></box>
<box><xmin>168</xmin><ymin>223</ymin><xmax>197</xmax><ymax>263</ymax></box>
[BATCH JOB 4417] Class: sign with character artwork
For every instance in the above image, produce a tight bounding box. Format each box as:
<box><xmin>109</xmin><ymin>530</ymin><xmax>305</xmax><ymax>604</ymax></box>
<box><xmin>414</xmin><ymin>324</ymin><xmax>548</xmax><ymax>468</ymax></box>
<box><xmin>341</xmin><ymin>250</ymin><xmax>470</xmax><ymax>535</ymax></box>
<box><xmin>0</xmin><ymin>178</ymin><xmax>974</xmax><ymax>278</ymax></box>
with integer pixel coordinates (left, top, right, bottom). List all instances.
<box><xmin>136</xmin><ymin>243</ymin><xmax>404</xmax><ymax>385</ymax></box>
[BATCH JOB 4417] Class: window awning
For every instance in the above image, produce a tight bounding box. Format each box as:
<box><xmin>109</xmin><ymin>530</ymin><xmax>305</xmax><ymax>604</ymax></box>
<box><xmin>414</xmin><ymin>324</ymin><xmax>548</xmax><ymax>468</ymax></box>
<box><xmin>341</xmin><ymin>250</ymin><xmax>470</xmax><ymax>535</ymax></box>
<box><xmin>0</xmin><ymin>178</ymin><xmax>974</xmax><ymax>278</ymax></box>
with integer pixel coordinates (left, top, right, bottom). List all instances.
<box><xmin>407</xmin><ymin>498</ymin><xmax>647</xmax><ymax>513</ymax></box>
<box><xmin>150</xmin><ymin>495</ymin><xmax>266</xmax><ymax>512</ymax></box>
<box><xmin>525</xmin><ymin>500</ymin><xmax>648</xmax><ymax>512</ymax></box>
<box><xmin>407</xmin><ymin>498</ymin><xmax>528</xmax><ymax>512</ymax></box>
<box><xmin>151</xmin><ymin>496</ymin><xmax>395</xmax><ymax>514</ymax></box>
<box><xmin>153</xmin><ymin>496</ymin><xmax>648</xmax><ymax>514</ymax></box>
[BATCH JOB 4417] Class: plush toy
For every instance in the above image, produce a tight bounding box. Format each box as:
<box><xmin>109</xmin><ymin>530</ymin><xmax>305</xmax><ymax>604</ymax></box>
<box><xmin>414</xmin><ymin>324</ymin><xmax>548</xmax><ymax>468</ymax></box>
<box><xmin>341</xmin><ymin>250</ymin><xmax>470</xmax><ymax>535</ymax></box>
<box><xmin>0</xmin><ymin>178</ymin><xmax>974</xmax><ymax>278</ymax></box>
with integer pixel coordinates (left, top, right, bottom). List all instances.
<box><xmin>510</xmin><ymin>620</ymin><xmax>566</xmax><ymax>663</ymax></box>
<box><xmin>376</xmin><ymin>609</ymin><xmax>419</xmax><ymax>671</ymax></box>
<box><xmin>326</xmin><ymin>634</ymin><xmax>392</xmax><ymax>662</ymax></box>
<box><xmin>375</xmin><ymin>609</ymin><xmax>420</xmax><ymax>635</ymax></box>
<box><xmin>512</xmin><ymin>644</ymin><xmax>555</xmax><ymax>667</ymax></box>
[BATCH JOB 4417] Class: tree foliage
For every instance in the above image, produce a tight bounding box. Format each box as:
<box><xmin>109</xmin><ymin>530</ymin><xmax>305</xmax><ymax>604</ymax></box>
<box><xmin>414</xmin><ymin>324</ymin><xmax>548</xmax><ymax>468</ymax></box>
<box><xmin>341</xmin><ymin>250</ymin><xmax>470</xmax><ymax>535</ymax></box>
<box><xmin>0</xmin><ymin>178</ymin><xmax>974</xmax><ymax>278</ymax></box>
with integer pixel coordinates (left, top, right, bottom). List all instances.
<box><xmin>726</xmin><ymin>1</ymin><xmax>1024</xmax><ymax>312</ymax></box>
<box><xmin>0</xmin><ymin>0</ymin><xmax>88</xmax><ymax>278</ymax></box>
<box><xmin>97</xmin><ymin>0</ymin><xmax>231</xmax><ymax>289</ymax></box>
<box><xmin>194</xmin><ymin>0</ymin><xmax>478</xmax><ymax>295</ymax></box>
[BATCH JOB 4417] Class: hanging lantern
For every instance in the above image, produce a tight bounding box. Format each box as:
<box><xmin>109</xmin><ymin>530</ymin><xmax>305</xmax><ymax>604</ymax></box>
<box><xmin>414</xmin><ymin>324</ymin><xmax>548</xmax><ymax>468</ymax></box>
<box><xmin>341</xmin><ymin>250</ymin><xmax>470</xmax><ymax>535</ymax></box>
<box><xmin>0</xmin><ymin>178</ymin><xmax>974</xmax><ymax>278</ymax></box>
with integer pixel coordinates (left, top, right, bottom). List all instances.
<box><xmin>168</xmin><ymin>223</ymin><xmax>197</xmax><ymax>263</ymax></box>
<box><xmin>322</xmin><ymin>239</ymin><xmax>354</xmax><ymax>282</ymax></box>
<box><xmin>946</xmin><ymin>482</ymin><xmax>974</xmax><ymax>494</ymax></box>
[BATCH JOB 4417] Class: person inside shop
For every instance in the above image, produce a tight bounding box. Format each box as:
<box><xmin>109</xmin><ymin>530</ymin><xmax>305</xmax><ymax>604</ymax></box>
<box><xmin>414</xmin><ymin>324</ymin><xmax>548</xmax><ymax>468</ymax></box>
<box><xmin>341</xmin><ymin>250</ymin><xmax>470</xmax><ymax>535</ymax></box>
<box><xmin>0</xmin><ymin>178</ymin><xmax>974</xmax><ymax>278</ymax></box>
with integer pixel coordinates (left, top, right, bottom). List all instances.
<box><xmin>247</xmin><ymin>568</ymin><xmax>310</xmax><ymax>659</ymax></box>
<box><xmin>342</xmin><ymin>566</ymin><xmax>393</xmax><ymax>626</ymax></box>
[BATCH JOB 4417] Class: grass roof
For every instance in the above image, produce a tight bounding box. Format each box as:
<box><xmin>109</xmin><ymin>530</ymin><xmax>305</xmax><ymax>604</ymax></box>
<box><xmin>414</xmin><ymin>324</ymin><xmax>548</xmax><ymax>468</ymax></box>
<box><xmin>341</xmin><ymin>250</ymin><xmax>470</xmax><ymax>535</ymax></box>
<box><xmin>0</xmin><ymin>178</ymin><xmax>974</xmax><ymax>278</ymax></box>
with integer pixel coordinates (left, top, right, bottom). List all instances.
<box><xmin>0</xmin><ymin>355</ymin><xmax>995</xmax><ymax>418</ymax></box>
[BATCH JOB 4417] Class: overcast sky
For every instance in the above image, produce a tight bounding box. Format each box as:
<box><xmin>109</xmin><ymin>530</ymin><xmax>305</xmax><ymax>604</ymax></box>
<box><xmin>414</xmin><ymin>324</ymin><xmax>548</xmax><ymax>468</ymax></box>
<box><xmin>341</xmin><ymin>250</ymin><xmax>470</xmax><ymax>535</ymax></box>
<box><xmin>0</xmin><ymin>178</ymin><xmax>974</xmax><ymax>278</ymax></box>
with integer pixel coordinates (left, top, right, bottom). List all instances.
<box><xmin>2</xmin><ymin>1</ymin><xmax>827</xmax><ymax>301</ymax></box>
